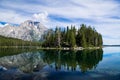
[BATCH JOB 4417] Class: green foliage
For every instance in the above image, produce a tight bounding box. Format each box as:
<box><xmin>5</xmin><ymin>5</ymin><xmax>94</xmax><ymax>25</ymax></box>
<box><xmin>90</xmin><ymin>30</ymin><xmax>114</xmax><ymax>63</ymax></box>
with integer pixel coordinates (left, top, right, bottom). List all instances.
<box><xmin>42</xmin><ymin>24</ymin><xmax>103</xmax><ymax>48</ymax></box>
<box><xmin>69</xmin><ymin>30</ymin><xmax>76</xmax><ymax>47</ymax></box>
<box><xmin>0</xmin><ymin>35</ymin><xmax>41</xmax><ymax>47</ymax></box>
<box><xmin>76</xmin><ymin>24</ymin><xmax>103</xmax><ymax>47</ymax></box>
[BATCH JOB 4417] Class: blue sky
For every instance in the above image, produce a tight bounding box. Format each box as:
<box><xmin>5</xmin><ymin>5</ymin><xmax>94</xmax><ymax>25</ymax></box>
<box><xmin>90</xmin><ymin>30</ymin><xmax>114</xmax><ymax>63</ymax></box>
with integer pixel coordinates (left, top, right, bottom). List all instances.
<box><xmin>0</xmin><ymin>0</ymin><xmax>120</xmax><ymax>45</ymax></box>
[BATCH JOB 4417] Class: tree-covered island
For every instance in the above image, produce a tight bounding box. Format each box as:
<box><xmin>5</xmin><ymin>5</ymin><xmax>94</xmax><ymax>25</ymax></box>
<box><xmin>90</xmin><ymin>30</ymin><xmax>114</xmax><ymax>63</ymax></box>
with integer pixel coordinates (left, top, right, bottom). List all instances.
<box><xmin>42</xmin><ymin>24</ymin><xmax>103</xmax><ymax>49</ymax></box>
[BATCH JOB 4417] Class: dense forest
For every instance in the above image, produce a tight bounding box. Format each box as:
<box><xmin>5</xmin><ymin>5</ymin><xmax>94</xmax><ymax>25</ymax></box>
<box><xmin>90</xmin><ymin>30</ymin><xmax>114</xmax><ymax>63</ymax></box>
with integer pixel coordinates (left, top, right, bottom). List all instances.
<box><xmin>0</xmin><ymin>35</ymin><xmax>41</xmax><ymax>47</ymax></box>
<box><xmin>42</xmin><ymin>24</ymin><xmax>103</xmax><ymax>48</ymax></box>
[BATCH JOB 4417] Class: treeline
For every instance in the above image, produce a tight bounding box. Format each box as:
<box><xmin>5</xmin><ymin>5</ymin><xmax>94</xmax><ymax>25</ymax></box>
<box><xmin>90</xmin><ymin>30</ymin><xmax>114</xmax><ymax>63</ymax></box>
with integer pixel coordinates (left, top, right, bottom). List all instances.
<box><xmin>42</xmin><ymin>24</ymin><xmax>103</xmax><ymax>48</ymax></box>
<box><xmin>0</xmin><ymin>35</ymin><xmax>41</xmax><ymax>47</ymax></box>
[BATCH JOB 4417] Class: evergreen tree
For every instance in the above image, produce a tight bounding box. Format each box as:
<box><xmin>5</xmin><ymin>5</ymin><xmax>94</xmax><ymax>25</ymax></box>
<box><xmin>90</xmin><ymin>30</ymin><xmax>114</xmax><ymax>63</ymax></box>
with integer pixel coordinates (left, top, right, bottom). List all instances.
<box><xmin>81</xmin><ymin>31</ymin><xmax>86</xmax><ymax>47</ymax></box>
<box><xmin>55</xmin><ymin>27</ymin><xmax>61</xmax><ymax>47</ymax></box>
<box><xmin>66</xmin><ymin>26</ymin><xmax>70</xmax><ymax>44</ymax></box>
<box><xmin>69</xmin><ymin>30</ymin><xmax>76</xmax><ymax>47</ymax></box>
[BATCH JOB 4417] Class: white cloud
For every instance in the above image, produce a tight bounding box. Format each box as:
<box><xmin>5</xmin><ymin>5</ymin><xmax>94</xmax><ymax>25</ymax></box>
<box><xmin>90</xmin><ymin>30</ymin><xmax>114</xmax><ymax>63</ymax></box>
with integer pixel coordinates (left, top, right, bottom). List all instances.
<box><xmin>0</xmin><ymin>9</ymin><xmax>30</xmax><ymax>24</ymax></box>
<box><xmin>94</xmin><ymin>23</ymin><xmax>120</xmax><ymax>45</ymax></box>
<box><xmin>103</xmin><ymin>38</ymin><xmax>120</xmax><ymax>45</ymax></box>
<box><xmin>32</xmin><ymin>11</ymin><xmax>48</xmax><ymax>23</ymax></box>
<box><xmin>1</xmin><ymin>0</ymin><xmax>119</xmax><ymax>24</ymax></box>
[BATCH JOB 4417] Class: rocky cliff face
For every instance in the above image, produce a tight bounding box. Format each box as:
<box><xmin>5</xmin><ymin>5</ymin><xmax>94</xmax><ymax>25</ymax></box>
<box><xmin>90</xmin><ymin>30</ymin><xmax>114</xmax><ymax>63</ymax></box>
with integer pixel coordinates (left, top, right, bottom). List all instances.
<box><xmin>0</xmin><ymin>20</ymin><xmax>48</xmax><ymax>41</ymax></box>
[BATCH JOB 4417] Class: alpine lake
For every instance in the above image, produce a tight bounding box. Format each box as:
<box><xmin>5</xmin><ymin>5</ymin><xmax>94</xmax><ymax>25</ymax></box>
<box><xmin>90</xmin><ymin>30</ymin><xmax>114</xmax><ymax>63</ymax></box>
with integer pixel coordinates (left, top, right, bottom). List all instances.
<box><xmin>0</xmin><ymin>47</ymin><xmax>120</xmax><ymax>80</ymax></box>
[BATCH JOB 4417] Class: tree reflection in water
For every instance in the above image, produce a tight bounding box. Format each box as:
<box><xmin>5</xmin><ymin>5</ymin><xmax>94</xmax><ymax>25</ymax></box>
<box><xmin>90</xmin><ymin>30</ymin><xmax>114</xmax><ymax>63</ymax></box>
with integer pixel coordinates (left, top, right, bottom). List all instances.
<box><xmin>43</xmin><ymin>49</ymin><xmax>103</xmax><ymax>72</ymax></box>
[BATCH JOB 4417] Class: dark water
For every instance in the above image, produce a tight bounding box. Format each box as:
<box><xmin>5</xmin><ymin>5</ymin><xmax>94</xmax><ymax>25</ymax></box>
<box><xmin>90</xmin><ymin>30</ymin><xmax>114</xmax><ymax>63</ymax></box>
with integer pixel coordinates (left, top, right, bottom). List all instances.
<box><xmin>0</xmin><ymin>47</ymin><xmax>120</xmax><ymax>80</ymax></box>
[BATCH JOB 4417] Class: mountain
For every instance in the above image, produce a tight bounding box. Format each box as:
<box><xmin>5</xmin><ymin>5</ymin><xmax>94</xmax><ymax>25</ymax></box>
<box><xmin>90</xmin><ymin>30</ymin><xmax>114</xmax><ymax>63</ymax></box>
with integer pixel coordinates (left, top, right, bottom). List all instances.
<box><xmin>0</xmin><ymin>20</ymin><xmax>48</xmax><ymax>41</ymax></box>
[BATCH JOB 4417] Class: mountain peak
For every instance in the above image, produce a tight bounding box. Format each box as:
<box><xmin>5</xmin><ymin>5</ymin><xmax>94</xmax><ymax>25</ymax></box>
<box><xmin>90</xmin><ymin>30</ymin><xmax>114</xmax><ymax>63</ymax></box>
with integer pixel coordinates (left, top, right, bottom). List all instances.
<box><xmin>0</xmin><ymin>20</ymin><xmax>48</xmax><ymax>41</ymax></box>
<box><xmin>24</xmin><ymin>20</ymin><xmax>40</xmax><ymax>24</ymax></box>
<box><xmin>20</xmin><ymin>20</ymin><xmax>41</xmax><ymax>27</ymax></box>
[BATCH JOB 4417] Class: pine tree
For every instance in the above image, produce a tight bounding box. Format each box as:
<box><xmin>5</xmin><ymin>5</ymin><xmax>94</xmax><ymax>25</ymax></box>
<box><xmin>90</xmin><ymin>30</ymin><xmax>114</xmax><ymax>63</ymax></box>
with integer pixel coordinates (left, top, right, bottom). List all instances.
<box><xmin>55</xmin><ymin>27</ymin><xmax>61</xmax><ymax>47</ymax></box>
<box><xmin>70</xmin><ymin>30</ymin><xmax>76</xmax><ymax>47</ymax></box>
<box><xmin>81</xmin><ymin>31</ymin><xmax>86</xmax><ymax>47</ymax></box>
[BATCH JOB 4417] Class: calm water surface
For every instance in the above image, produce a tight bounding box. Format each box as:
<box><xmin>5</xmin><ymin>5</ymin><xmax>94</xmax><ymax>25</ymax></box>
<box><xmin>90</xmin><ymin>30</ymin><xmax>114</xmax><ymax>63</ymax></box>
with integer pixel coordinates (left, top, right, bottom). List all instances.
<box><xmin>0</xmin><ymin>47</ymin><xmax>120</xmax><ymax>80</ymax></box>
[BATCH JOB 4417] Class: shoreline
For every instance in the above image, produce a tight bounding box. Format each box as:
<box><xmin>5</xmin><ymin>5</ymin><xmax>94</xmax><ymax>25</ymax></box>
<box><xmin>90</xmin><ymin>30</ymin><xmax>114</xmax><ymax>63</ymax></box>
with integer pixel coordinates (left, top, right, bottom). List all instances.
<box><xmin>0</xmin><ymin>46</ymin><xmax>102</xmax><ymax>50</ymax></box>
<box><xmin>39</xmin><ymin>47</ymin><xmax>102</xmax><ymax>50</ymax></box>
